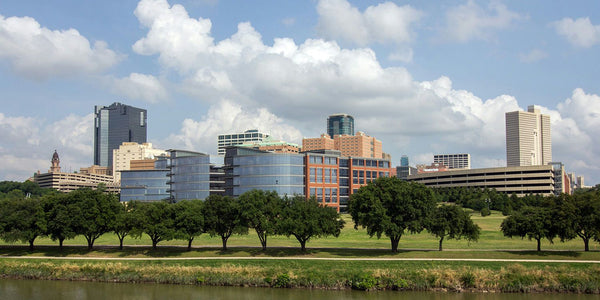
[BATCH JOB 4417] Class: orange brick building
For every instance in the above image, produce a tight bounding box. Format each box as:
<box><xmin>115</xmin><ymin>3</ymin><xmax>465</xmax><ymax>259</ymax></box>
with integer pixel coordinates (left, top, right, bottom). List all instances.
<box><xmin>302</xmin><ymin>131</ymin><xmax>383</xmax><ymax>158</ymax></box>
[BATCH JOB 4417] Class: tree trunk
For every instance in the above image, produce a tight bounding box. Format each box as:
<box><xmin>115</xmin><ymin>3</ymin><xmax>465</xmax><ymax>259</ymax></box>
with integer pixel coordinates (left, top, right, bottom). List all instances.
<box><xmin>187</xmin><ymin>238</ymin><xmax>193</xmax><ymax>251</ymax></box>
<box><xmin>86</xmin><ymin>237</ymin><xmax>94</xmax><ymax>250</ymax></box>
<box><xmin>439</xmin><ymin>236</ymin><xmax>444</xmax><ymax>251</ymax></box>
<box><xmin>300</xmin><ymin>240</ymin><xmax>306</xmax><ymax>252</ymax></box>
<box><xmin>536</xmin><ymin>238</ymin><xmax>541</xmax><ymax>252</ymax></box>
<box><xmin>221</xmin><ymin>236</ymin><xmax>228</xmax><ymax>251</ymax></box>
<box><xmin>258</xmin><ymin>231</ymin><xmax>267</xmax><ymax>251</ymax></box>
<box><xmin>119</xmin><ymin>237</ymin><xmax>124</xmax><ymax>250</ymax></box>
<box><xmin>28</xmin><ymin>239</ymin><xmax>35</xmax><ymax>251</ymax></box>
<box><xmin>390</xmin><ymin>235</ymin><xmax>401</xmax><ymax>252</ymax></box>
<box><xmin>584</xmin><ymin>237</ymin><xmax>590</xmax><ymax>252</ymax></box>
<box><xmin>59</xmin><ymin>238</ymin><xmax>64</xmax><ymax>251</ymax></box>
<box><xmin>152</xmin><ymin>239</ymin><xmax>158</xmax><ymax>250</ymax></box>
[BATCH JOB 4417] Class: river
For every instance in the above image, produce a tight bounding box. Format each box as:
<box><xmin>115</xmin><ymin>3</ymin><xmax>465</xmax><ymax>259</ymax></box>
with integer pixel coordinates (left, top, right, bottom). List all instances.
<box><xmin>1</xmin><ymin>279</ymin><xmax>600</xmax><ymax>299</ymax></box>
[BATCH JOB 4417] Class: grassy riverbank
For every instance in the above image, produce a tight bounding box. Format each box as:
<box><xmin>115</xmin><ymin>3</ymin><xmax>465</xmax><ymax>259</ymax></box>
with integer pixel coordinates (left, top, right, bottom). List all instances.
<box><xmin>1</xmin><ymin>258</ymin><xmax>600</xmax><ymax>293</ymax></box>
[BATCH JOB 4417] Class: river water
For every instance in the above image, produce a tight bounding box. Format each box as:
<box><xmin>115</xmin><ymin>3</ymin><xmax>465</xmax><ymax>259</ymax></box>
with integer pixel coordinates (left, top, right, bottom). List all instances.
<box><xmin>1</xmin><ymin>279</ymin><xmax>600</xmax><ymax>300</ymax></box>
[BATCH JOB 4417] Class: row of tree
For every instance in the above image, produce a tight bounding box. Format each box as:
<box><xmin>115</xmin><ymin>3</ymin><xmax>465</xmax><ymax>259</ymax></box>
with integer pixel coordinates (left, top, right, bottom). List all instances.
<box><xmin>0</xmin><ymin>188</ymin><xmax>344</xmax><ymax>251</ymax></box>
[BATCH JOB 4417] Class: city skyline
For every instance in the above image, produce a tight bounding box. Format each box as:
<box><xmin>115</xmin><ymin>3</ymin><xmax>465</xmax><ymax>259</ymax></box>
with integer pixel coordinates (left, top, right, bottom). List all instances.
<box><xmin>0</xmin><ymin>0</ymin><xmax>599</xmax><ymax>184</ymax></box>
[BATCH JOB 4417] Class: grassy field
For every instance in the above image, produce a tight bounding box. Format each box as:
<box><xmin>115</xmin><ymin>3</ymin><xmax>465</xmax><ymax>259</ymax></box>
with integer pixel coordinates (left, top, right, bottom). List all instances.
<box><xmin>1</xmin><ymin>211</ymin><xmax>599</xmax><ymax>257</ymax></box>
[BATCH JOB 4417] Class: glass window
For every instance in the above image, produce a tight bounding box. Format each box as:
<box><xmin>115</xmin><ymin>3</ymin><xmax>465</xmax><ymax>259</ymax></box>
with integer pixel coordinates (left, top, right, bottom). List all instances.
<box><xmin>332</xmin><ymin>169</ymin><xmax>337</xmax><ymax>183</ymax></box>
<box><xmin>324</xmin><ymin>168</ymin><xmax>330</xmax><ymax>183</ymax></box>
<box><xmin>310</xmin><ymin>188</ymin><xmax>316</xmax><ymax>196</ymax></box>
<box><xmin>310</xmin><ymin>168</ymin><xmax>316</xmax><ymax>183</ymax></box>
<box><xmin>317</xmin><ymin>168</ymin><xmax>323</xmax><ymax>183</ymax></box>
<box><xmin>325</xmin><ymin>188</ymin><xmax>331</xmax><ymax>203</ymax></box>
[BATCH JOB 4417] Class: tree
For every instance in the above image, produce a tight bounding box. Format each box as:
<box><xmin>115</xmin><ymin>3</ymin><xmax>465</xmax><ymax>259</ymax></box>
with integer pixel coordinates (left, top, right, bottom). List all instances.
<box><xmin>427</xmin><ymin>204</ymin><xmax>480</xmax><ymax>251</ymax></box>
<box><xmin>112</xmin><ymin>202</ymin><xmax>136</xmax><ymax>250</ymax></box>
<box><xmin>278</xmin><ymin>196</ymin><xmax>344</xmax><ymax>251</ymax></box>
<box><xmin>43</xmin><ymin>193</ymin><xmax>79</xmax><ymax>250</ymax></box>
<box><xmin>131</xmin><ymin>201</ymin><xmax>176</xmax><ymax>250</ymax></box>
<box><xmin>0</xmin><ymin>198</ymin><xmax>46</xmax><ymax>250</ymax></box>
<box><xmin>501</xmin><ymin>206</ymin><xmax>556</xmax><ymax>251</ymax></box>
<box><xmin>348</xmin><ymin>177</ymin><xmax>436</xmax><ymax>252</ymax></box>
<box><xmin>559</xmin><ymin>192</ymin><xmax>600</xmax><ymax>251</ymax></box>
<box><xmin>70</xmin><ymin>188</ymin><xmax>121</xmax><ymax>250</ymax></box>
<box><xmin>202</xmin><ymin>195</ymin><xmax>247</xmax><ymax>251</ymax></box>
<box><xmin>173</xmin><ymin>200</ymin><xmax>204</xmax><ymax>251</ymax></box>
<box><xmin>239</xmin><ymin>190</ymin><xmax>283</xmax><ymax>250</ymax></box>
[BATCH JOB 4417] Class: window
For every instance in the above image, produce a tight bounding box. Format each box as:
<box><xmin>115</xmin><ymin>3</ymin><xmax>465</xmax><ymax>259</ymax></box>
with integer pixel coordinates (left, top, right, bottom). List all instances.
<box><xmin>317</xmin><ymin>168</ymin><xmax>323</xmax><ymax>183</ymax></box>
<box><xmin>324</xmin><ymin>168</ymin><xmax>330</xmax><ymax>183</ymax></box>
<box><xmin>310</xmin><ymin>168</ymin><xmax>316</xmax><ymax>183</ymax></box>
<box><xmin>332</xmin><ymin>169</ymin><xmax>337</xmax><ymax>183</ymax></box>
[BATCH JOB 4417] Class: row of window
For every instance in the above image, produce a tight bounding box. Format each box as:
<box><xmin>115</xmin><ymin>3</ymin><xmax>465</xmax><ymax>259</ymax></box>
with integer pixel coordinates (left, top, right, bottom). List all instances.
<box><xmin>309</xmin><ymin>187</ymin><xmax>338</xmax><ymax>203</ymax></box>
<box><xmin>308</xmin><ymin>155</ymin><xmax>338</xmax><ymax>165</ymax></box>
<box><xmin>309</xmin><ymin>167</ymin><xmax>338</xmax><ymax>183</ymax></box>
<box><xmin>219</xmin><ymin>133</ymin><xmax>265</xmax><ymax>139</ymax></box>
<box><xmin>351</xmin><ymin>159</ymin><xmax>389</xmax><ymax>168</ymax></box>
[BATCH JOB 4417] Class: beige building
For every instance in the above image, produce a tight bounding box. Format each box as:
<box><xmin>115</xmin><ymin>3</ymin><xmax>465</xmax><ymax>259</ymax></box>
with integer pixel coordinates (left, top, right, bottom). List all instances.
<box><xmin>302</xmin><ymin>131</ymin><xmax>383</xmax><ymax>158</ymax></box>
<box><xmin>505</xmin><ymin>105</ymin><xmax>551</xmax><ymax>167</ymax></box>
<box><xmin>408</xmin><ymin>165</ymin><xmax>569</xmax><ymax>196</ymax></box>
<box><xmin>112</xmin><ymin>142</ymin><xmax>167</xmax><ymax>183</ymax></box>
<box><xmin>240</xmin><ymin>138</ymin><xmax>301</xmax><ymax>153</ymax></box>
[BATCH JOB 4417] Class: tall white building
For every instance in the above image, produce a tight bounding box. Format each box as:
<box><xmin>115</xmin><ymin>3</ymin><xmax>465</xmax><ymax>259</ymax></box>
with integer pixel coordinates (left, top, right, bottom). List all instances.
<box><xmin>434</xmin><ymin>153</ymin><xmax>471</xmax><ymax>169</ymax></box>
<box><xmin>505</xmin><ymin>105</ymin><xmax>552</xmax><ymax>167</ymax></box>
<box><xmin>112</xmin><ymin>142</ymin><xmax>167</xmax><ymax>183</ymax></box>
<box><xmin>217</xmin><ymin>129</ymin><xmax>269</xmax><ymax>156</ymax></box>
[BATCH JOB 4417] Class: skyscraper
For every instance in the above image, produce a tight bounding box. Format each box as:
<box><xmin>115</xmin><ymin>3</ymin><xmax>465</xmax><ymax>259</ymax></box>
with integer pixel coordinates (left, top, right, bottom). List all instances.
<box><xmin>400</xmin><ymin>155</ymin><xmax>409</xmax><ymax>167</ymax></box>
<box><xmin>434</xmin><ymin>153</ymin><xmax>471</xmax><ymax>169</ymax></box>
<box><xmin>327</xmin><ymin>113</ymin><xmax>354</xmax><ymax>138</ymax></box>
<box><xmin>94</xmin><ymin>102</ymin><xmax>147</xmax><ymax>168</ymax></box>
<box><xmin>505</xmin><ymin>105</ymin><xmax>551</xmax><ymax>167</ymax></box>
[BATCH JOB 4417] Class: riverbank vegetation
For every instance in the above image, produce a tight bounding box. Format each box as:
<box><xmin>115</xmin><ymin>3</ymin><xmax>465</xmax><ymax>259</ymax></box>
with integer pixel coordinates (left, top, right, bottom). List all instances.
<box><xmin>1</xmin><ymin>258</ymin><xmax>600</xmax><ymax>293</ymax></box>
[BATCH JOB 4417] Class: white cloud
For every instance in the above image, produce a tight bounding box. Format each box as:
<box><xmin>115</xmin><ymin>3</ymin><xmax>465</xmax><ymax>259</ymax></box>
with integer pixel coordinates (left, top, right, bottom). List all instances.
<box><xmin>110</xmin><ymin>73</ymin><xmax>168</xmax><ymax>103</ymax></box>
<box><xmin>440</xmin><ymin>0</ymin><xmax>524</xmax><ymax>42</ymax></box>
<box><xmin>316</xmin><ymin>0</ymin><xmax>422</xmax><ymax>46</ymax></box>
<box><xmin>161</xmin><ymin>100</ymin><xmax>303</xmax><ymax>155</ymax></box>
<box><xmin>0</xmin><ymin>14</ymin><xmax>120</xmax><ymax>80</ymax></box>
<box><xmin>519</xmin><ymin>49</ymin><xmax>548</xmax><ymax>63</ymax></box>
<box><xmin>0</xmin><ymin>113</ymin><xmax>93</xmax><ymax>181</ymax></box>
<box><xmin>553</xmin><ymin>17</ymin><xmax>600</xmax><ymax>48</ymax></box>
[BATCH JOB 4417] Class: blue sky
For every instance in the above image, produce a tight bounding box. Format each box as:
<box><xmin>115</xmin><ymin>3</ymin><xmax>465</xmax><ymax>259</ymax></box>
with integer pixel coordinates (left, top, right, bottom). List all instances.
<box><xmin>1</xmin><ymin>0</ymin><xmax>599</xmax><ymax>185</ymax></box>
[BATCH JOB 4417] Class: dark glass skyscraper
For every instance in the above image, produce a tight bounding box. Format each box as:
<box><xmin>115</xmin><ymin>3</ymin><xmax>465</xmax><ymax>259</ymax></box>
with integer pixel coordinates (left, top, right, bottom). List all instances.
<box><xmin>94</xmin><ymin>102</ymin><xmax>147</xmax><ymax>168</ymax></box>
<box><xmin>327</xmin><ymin>113</ymin><xmax>354</xmax><ymax>138</ymax></box>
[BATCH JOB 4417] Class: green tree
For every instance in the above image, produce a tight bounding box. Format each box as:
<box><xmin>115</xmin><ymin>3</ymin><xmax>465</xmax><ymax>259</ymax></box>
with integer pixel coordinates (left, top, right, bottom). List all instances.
<box><xmin>428</xmin><ymin>204</ymin><xmax>480</xmax><ymax>251</ymax></box>
<box><xmin>131</xmin><ymin>201</ymin><xmax>176</xmax><ymax>250</ymax></box>
<box><xmin>278</xmin><ymin>196</ymin><xmax>344</xmax><ymax>251</ymax></box>
<box><xmin>203</xmin><ymin>195</ymin><xmax>247</xmax><ymax>251</ymax></box>
<box><xmin>348</xmin><ymin>177</ymin><xmax>436</xmax><ymax>252</ymax></box>
<box><xmin>239</xmin><ymin>190</ymin><xmax>283</xmax><ymax>250</ymax></box>
<box><xmin>173</xmin><ymin>200</ymin><xmax>205</xmax><ymax>251</ymax></box>
<box><xmin>112</xmin><ymin>202</ymin><xmax>136</xmax><ymax>250</ymax></box>
<box><xmin>501</xmin><ymin>206</ymin><xmax>556</xmax><ymax>251</ymax></box>
<box><xmin>0</xmin><ymin>198</ymin><xmax>46</xmax><ymax>250</ymax></box>
<box><xmin>70</xmin><ymin>188</ymin><xmax>121</xmax><ymax>250</ymax></box>
<box><xmin>559</xmin><ymin>193</ymin><xmax>600</xmax><ymax>251</ymax></box>
<box><xmin>43</xmin><ymin>193</ymin><xmax>79</xmax><ymax>250</ymax></box>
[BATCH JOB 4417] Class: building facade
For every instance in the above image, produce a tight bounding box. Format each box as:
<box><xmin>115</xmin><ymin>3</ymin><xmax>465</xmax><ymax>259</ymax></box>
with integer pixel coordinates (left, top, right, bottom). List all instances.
<box><xmin>120</xmin><ymin>168</ymin><xmax>169</xmax><ymax>202</ymax></box>
<box><xmin>112</xmin><ymin>142</ymin><xmax>167</xmax><ymax>183</ymax></box>
<box><xmin>408</xmin><ymin>165</ymin><xmax>570</xmax><ymax>196</ymax></box>
<box><xmin>302</xmin><ymin>131</ymin><xmax>383</xmax><ymax>158</ymax></box>
<box><xmin>217</xmin><ymin>129</ymin><xmax>269</xmax><ymax>156</ymax></box>
<box><xmin>327</xmin><ymin>113</ymin><xmax>354</xmax><ymax>138</ymax></box>
<box><xmin>94</xmin><ymin>102</ymin><xmax>147</xmax><ymax>169</ymax></box>
<box><xmin>505</xmin><ymin>105</ymin><xmax>551</xmax><ymax>167</ymax></box>
<box><xmin>167</xmin><ymin>150</ymin><xmax>212</xmax><ymax>201</ymax></box>
<box><xmin>400</xmin><ymin>155</ymin><xmax>409</xmax><ymax>167</ymax></box>
<box><xmin>434</xmin><ymin>153</ymin><xmax>471</xmax><ymax>169</ymax></box>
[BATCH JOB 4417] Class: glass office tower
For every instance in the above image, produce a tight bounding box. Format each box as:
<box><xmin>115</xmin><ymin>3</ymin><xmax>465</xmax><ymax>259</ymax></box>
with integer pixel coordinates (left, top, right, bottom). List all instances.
<box><xmin>168</xmin><ymin>150</ymin><xmax>211</xmax><ymax>201</ymax></box>
<box><xmin>327</xmin><ymin>113</ymin><xmax>354</xmax><ymax>138</ymax></box>
<box><xmin>94</xmin><ymin>102</ymin><xmax>147</xmax><ymax>168</ymax></box>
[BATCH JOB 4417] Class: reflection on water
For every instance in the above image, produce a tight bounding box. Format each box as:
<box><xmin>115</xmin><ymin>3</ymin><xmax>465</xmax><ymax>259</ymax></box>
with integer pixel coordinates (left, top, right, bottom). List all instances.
<box><xmin>1</xmin><ymin>279</ymin><xmax>599</xmax><ymax>300</ymax></box>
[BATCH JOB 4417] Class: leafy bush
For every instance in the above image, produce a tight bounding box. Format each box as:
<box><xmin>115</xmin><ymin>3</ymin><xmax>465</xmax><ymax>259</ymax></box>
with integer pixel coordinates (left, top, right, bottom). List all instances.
<box><xmin>273</xmin><ymin>273</ymin><xmax>291</xmax><ymax>288</ymax></box>
<box><xmin>480</xmin><ymin>207</ymin><xmax>491</xmax><ymax>217</ymax></box>
<box><xmin>351</xmin><ymin>273</ymin><xmax>377</xmax><ymax>290</ymax></box>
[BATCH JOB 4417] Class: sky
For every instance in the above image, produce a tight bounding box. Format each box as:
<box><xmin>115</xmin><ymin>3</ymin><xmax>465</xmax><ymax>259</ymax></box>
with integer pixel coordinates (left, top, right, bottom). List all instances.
<box><xmin>0</xmin><ymin>0</ymin><xmax>599</xmax><ymax>184</ymax></box>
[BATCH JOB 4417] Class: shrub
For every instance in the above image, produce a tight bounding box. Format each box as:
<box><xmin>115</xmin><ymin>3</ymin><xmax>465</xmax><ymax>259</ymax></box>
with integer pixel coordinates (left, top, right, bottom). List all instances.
<box><xmin>273</xmin><ymin>273</ymin><xmax>291</xmax><ymax>288</ymax></box>
<box><xmin>460</xmin><ymin>272</ymin><xmax>476</xmax><ymax>288</ymax></box>
<box><xmin>351</xmin><ymin>273</ymin><xmax>377</xmax><ymax>291</ymax></box>
<box><xmin>480</xmin><ymin>207</ymin><xmax>491</xmax><ymax>217</ymax></box>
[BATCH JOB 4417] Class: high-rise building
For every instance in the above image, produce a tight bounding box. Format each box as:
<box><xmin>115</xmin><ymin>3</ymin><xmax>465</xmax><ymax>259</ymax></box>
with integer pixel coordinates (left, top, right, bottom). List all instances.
<box><xmin>400</xmin><ymin>155</ymin><xmax>409</xmax><ymax>167</ymax></box>
<box><xmin>434</xmin><ymin>153</ymin><xmax>471</xmax><ymax>169</ymax></box>
<box><xmin>94</xmin><ymin>102</ymin><xmax>147</xmax><ymax>168</ymax></box>
<box><xmin>112</xmin><ymin>142</ymin><xmax>167</xmax><ymax>183</ymax></box>
<box><xmin>302</xmin><ymin>131</ymin><xmax>382</xmax><ymax>158</ymax></box>
<box><xmin>505</xmin><ymin>105</ymin><xmax>551</xmax><ymax>167</ymax></box>
<box><xmin>217</xmin><ymin>129</ymin><xmax>269</xmax><ymax>156</ymax></box>
<box><xmin>327</xmin><ymin>113</ymin><xmax>354</xmax><ymax>138</ymax></box>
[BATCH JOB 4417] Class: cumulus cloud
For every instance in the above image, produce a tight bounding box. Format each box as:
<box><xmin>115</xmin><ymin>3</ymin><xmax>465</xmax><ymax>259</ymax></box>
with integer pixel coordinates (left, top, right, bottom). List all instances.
<box><xmin>161</xmin><ymin>100</ymin><xmax>303</xmax><ymax>154</ymax></box>
<box><xmin>0</xmin><ymin>113</ymin><xmax>93</xmax><ymax>181</ymax></box>
<box><xmin>440</xmin><ymin>0</ymin><xmax>524</xmax><ymax>42</ymax></box>
<box><xmin>110</xmin><ymin>73</ymin><xmax>168</xmax><ymax>103</ymax></box>
<box><xmin>553</xmin><ymin>17</ymin><xmax>600</xmax><ymax>48</ymax></box>
<box><xmin>316</xmin><ymin>0</ymin><xmax>422</xmax><ymax>45</ymax></box>
<box><xmin>519</xmin><ymin>49</ymin><xmax>548</xmax><ymax>63</ymax></box>
<box><xmin>0</xmin><ymin>15</ymin><xmax>120</xmax><ymax>80</ymax></box>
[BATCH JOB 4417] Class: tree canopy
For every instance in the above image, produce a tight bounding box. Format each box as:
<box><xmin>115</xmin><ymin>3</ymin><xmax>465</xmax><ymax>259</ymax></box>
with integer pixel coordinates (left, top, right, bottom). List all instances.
<box><xmin>239</xmin><ymin>190</ymin><xmax>283</xmax><ymax>250</ymax></box>
<box><xmin>427</xmin><ymin>204</ymin><xmax>480</xmax><ymax>251</ymax></box>
<box><xmin>203</xmin><ymin>195</ymin><xmax>247</xmax><ymax>251</ymax></box>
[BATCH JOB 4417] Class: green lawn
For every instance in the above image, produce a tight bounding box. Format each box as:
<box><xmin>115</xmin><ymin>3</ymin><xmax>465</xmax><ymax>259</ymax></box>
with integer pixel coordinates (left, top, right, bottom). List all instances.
<box><xmin>2</xmin><ymin>210</ymin><xmax>599</xmax><ymax>255</ymax></box>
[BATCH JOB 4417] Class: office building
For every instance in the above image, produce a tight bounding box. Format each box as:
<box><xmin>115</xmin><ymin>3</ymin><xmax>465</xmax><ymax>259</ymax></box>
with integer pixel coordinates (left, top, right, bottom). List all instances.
<box><xmin>302</xmin><ymin>131</ymin><xmax>383</xmax><ymax>158</ymax></box>
<box><xmin>396</xmin><ymin>165</ymin><xmax>417</xmax><ymax>181</ymax></box>
<box><xmin>120</xmin><ymin>168</ymin><xmax>169</xmax><ymax>202</ymax></box>
<box><xmin>112</xmin><ymin>142</ymin><xmax>167</xmax><ymax>183</ymax></box>
<box><xmin>94</xmin><ymin>102</ymin><xmax>147</xmax><ymax>169</ymax></box>
<box><xmin>217</xmin><ymin>129</ymin><xmax>269</xmax><ymax>156</ymax></box>
<box><xmin>505</xmin><ymin>105</ymin><xmax>551</xmax><ymax>167</ymax></box>
<box><xmin>239</xmin><ymin>137</ymin><xmax>301</xmax><ymax>153</ymax></box>
<box><xmin>327</xmin><ymin>113</ymin><xmax>354</xmax><ymax>138</ymax></box>
<box><xmin>577</xmin><ymin>176</ymin><xmax>585</xmax><ymax>189</ymax></box>
<box><xmin>400</xmin><ymin>155</ymin><xmax>409</xmax><ymax>167</ymax></box>
<box><xmin>167</xmin><ymin>149</ymin><xmax>212</xmax><ymax>201</ymax></box>
<box><xmin>434</xmin><ymin>154</ymin><xmax>471</xmax><ymax>169</ymax></box>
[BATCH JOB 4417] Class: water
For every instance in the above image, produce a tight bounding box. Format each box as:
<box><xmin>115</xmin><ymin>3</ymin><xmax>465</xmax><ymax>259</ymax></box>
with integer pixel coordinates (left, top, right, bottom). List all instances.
<box><xmin>1</xmin><ymin>279</ymin><xmax>599</xmax><ymax>300</ymax></box>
